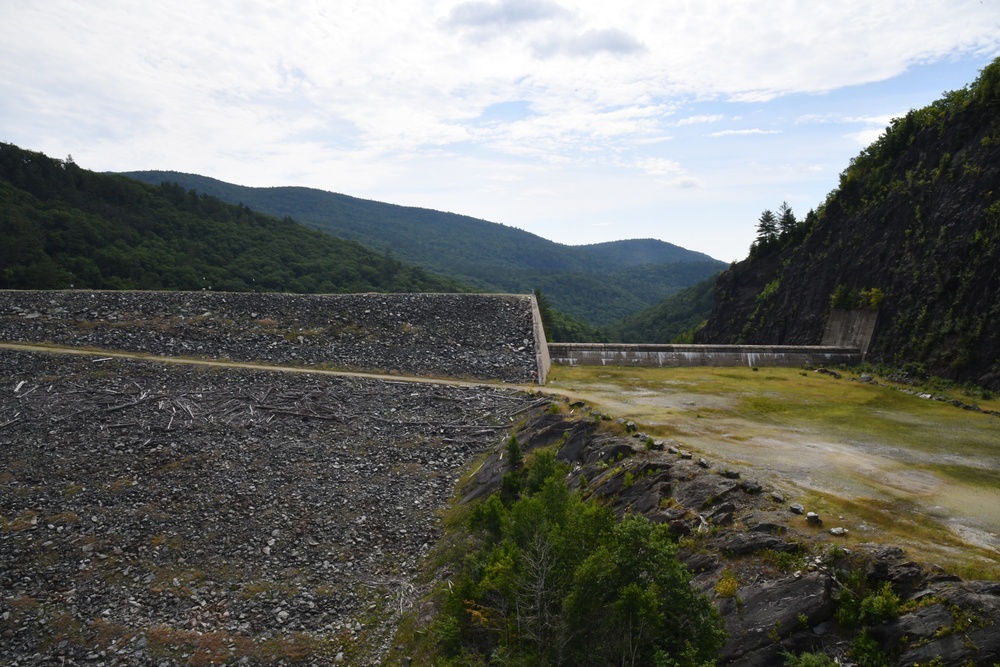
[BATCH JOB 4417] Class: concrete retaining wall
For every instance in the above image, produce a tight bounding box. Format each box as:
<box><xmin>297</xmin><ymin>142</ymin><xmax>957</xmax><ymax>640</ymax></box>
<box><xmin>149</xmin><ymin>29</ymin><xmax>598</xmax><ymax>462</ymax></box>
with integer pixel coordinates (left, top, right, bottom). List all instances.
<box><xmin>822</xmin><ymin>309</ymin><xmax>878</xmax><ymax>357</ymax></box>
<box><xmin>529</xmin><ymin>294</ymin><xmax>552</xmax><ymax>385</ymax></box>
<box><xmin>548</xmin><ymin>343</ymin><xmax>862</xmax><ymax>368</ymax></box>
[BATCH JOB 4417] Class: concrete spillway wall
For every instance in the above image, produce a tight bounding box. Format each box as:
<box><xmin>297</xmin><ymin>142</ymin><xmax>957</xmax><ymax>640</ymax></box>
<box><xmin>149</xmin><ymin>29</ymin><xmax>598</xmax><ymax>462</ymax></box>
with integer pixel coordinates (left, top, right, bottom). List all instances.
<box><xmin>821</xmin><ymin>308</ymin><xmax>878</xmax><ymax>357</ymax></box>
<box><xmin>547</xmin><ymin>343</ymin><xmax>862</xmax><ymax>368</ymax></box>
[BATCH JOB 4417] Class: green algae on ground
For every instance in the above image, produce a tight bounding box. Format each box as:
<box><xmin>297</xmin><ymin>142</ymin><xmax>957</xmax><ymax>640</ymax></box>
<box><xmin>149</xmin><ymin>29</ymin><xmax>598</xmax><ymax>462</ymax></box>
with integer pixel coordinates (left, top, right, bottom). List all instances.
<box><xmin>543</xmin><ymin>365</ymin><xmax>1000</xmax><ymax>572</ymax></box>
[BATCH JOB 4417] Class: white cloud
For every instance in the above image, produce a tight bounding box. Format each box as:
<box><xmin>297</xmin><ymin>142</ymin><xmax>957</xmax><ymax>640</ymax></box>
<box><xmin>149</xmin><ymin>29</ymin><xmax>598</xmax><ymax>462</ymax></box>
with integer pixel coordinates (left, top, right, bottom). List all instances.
<box><xmin>674</xmin><ymin>177</ymin><xmax>704</xmax><ymax>189</ymax></box>
<box><xmin>634</xmin><ymin>158</ymin><xmax>684</xmax><ymax>176</ymax></box>
<box><xmin>446</xmin><ymin>0</ymin><xmax>570</xmax><ymax>28</ymax></box>
<box><xmin>709</xmin><ymin>129</ymin><xmax>782</xmax><ymax>137</ymax></box>
<box><xmin>2</xmin><ymin>0</ymin><xmax>999</xmax><ymax>261</ymax></box>
<box><xmin>676</xmin><ymin>114</ymin><xmax>725</xmax><ymax>126</ymax></box>
<box><xmin>845</xmin><ymin>129</ymin><xmax>887</xmax><ymax>147</ymax></box>
<box><xmin>844</xmin><ymin>114</ymin><xmax>899</xmax><ymax>129</ymax></box>
<box><xmin>841</xmin><ymin>114</ymin><xmax>899</xmax><ymax>146</ymax></box>
<box><xmin>532</xmin><ymin>28</ymin><xmax>647</xmax><ymax>58</ymax></box>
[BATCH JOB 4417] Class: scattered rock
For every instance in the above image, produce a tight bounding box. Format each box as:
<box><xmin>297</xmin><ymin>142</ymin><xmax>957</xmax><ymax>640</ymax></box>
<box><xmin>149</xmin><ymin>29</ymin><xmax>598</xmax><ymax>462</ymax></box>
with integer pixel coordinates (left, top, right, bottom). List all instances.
<box><xmin>0</xmin><ymin>291</ymin><xmax>540</xmax><ymax>383</ymax></box>
<box><xmin>717</xmin><ymin>572</ymin><xmax>835</xmax><ymax>663</ymax></box>
<box><xmin>0</xmin><ymin>347</ymin><xmax>538</xmax><ymax>664</ymax></box>
<box><xmin>749</xmin><ymin>522</ymin><xmax>788</xmax><ymax>535</ymax></box>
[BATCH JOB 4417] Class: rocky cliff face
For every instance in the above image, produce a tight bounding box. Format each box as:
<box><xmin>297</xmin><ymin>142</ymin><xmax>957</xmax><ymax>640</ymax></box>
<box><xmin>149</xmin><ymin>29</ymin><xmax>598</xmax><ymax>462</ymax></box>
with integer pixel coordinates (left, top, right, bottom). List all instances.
<box><xmin>697</xmin><ymin>60</ymin><xmax>1000</xmax><ymax>390</ymax></box>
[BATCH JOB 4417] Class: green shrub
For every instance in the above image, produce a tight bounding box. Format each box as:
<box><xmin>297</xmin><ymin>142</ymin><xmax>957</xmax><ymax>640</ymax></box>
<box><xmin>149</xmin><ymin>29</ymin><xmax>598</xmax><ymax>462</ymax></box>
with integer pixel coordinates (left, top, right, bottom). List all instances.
<box><xmin>848</xmin><ymin>630</ymin><xmax>890</xmax><ymax>667</ymax></box>
<box><xmin>837</xmin><ymin>576</ymin><xmax>901</xmax><ymax>628</ymax></box>
<box><xmin>506</xmin><ymin>435</ymin><xmax>523</xmax><ymax>470</ymax></box>
<box><xmin>783</xmin><ymin>651</ymin><xmax>838</xmax><ymax>667</ymax></box>
<box><xmin>859</xmin><ymin>581</ymin><xmax>900</xmax><ymax>625</ymax></box>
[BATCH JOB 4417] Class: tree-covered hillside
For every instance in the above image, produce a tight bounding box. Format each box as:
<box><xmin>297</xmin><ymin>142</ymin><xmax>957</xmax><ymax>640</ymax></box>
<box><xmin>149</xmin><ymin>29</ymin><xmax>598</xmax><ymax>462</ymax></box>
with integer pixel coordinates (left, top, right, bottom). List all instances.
<box><xmin>0</xmin><ymin>143</ymin><xmax>464</xmax><ymax>294</ymax></box>
<box><xmin>612</xmin><ymin>275</ymin><xmax>719</xmax><ymax>343</ymax></box>
<box><xmin>121</xmin><ymin>171</ymin><xmax>726</xmax><ymax>325</ymax></box>
<box><xmin>696</xmin><ymin>57</ymin><xmax>1000</xmax><ymax>389</ymax></box>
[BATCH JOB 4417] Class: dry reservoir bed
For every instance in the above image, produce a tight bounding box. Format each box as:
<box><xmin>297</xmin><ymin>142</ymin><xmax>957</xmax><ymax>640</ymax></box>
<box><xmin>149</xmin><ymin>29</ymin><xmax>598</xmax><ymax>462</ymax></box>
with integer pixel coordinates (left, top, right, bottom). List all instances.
<box><xmin>544</xmin><ymin>366</ymin><xmax>1000</xmax><ymax>564</ymax></box>
<box><xmin>0</xmin><ymin>348</ymin><xmax>535</xmax><ymax>666</ymax></box>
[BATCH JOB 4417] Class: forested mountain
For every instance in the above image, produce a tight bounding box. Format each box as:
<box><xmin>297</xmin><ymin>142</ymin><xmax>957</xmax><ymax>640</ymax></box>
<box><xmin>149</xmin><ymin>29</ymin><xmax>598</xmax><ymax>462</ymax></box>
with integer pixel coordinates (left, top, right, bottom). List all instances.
<box><xmin>696</xmin><ymin>57</ymin><xmax>1000</xmax><ymax>389</ymax></box>
<box><xmin>121</xmin><ymin>171</ymin><xmax>726</xmax><ymax>325</ymax></box>
<box><xmin>611</xmin><ymin>275</ymin><xmax>718</xmax><ymax>343</ymax></box>
<box><xmin>0</xmin><ymin>143</ymin><xmax>464</xmax><ymax>294</ymax></box>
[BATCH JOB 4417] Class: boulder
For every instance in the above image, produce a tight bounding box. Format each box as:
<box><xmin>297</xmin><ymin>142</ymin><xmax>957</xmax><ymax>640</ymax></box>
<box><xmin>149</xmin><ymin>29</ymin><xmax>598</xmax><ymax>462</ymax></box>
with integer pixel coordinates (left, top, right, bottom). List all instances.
<box><xmin>717</xmin><ymin>572</ymin><xmax>835</xmax><ymax>663</ymax></box>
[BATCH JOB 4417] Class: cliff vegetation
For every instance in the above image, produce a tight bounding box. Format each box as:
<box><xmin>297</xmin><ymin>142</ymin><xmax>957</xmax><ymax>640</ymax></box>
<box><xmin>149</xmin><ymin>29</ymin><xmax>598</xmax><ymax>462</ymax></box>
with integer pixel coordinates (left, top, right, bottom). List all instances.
<box><xmin>696</xmin><ymin>57</ymin><xmax>1000</xmax><ymax>389</ymax></box>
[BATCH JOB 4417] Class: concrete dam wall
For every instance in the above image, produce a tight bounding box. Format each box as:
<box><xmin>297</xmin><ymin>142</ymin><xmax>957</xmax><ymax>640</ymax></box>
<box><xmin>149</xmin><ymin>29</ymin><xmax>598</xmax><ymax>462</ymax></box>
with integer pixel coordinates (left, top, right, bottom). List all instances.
<box><xmin>1</xmin><ymin>290</ymin><xmax>864</xmax><ymax>383</ymax></box>
<box><xmin>547</xmin><ymin>343</ymin><xmax>862</xmax><ymax>369</ymax></box>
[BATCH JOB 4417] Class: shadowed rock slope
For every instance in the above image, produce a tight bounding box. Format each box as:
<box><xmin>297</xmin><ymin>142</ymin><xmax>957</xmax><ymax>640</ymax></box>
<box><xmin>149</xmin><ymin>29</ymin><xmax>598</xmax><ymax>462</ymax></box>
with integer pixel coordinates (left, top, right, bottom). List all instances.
<box><xmin>697</xmin><ymin>58</ymin><xmax>1000</xmax><ymax>390</ymax></box>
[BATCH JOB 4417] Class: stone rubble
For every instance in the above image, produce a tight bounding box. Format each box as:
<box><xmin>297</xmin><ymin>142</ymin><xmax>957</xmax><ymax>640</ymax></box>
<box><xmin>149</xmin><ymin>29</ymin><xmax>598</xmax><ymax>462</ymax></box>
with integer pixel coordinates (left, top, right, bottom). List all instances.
<box><xmin>0</xmin><ymin>348</ymin><xmax>538</xmax><ymax>665</ymax></box>
<box><xmin>0</xmin><ymin>290</ymin><xmax>540</xmax><ymax>384</ymax></box>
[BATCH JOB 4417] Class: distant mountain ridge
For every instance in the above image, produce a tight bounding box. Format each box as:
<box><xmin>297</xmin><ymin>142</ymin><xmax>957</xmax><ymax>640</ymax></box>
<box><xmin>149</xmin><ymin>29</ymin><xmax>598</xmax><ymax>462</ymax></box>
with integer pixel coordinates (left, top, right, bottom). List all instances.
<box><xmin>121</xmin><ymin>171</ymin><xmax>726</xmax><ymax>325</ymax></box>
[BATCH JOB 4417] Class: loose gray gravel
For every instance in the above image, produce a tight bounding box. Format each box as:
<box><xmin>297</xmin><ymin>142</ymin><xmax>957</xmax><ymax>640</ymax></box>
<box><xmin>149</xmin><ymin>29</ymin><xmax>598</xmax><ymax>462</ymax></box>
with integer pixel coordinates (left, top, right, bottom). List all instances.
<box><xmin>0</xmin><ymin>348</ymin><xmax>539</xmax><ymax>666</ymax></box>
<box><xmin>0</xmin><ymin>291</ymin><xmax>540</xmax><ymax>384</ymax></box>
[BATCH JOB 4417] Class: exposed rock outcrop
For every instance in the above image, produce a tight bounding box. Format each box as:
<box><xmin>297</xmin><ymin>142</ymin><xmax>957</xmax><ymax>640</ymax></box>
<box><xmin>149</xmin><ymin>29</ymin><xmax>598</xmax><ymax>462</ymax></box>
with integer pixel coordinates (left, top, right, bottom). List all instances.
<box><xmin>487</xmin><ymin>409</ymin><xmax>1000</xmax><ymax>667</ymax></box>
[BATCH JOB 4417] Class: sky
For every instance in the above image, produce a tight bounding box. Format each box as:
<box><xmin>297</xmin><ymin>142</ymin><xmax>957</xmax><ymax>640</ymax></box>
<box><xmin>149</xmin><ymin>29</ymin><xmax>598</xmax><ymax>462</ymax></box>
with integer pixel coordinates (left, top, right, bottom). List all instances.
<box><xmin>3</xmin><ymin>2</ymin><xmax>1000</xmax><ymax>262</ymax></box>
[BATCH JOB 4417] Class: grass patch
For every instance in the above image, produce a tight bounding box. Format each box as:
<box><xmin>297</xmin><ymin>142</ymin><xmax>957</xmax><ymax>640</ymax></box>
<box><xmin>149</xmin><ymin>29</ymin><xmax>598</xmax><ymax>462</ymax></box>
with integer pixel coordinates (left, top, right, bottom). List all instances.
<box><xmin>920</xmin><ymin>462</ymin><xmax>1000</xmax><ymax>489</ymax></box>
<box><xmin>543</xmin><ymin>365</ymin><xmax>1000</xmax><ymax>577</ymax></box>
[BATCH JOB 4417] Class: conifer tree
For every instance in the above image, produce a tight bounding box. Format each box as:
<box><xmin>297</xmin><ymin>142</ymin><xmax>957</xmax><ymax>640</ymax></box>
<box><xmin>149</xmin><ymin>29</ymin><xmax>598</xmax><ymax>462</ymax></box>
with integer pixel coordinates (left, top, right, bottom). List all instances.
<box><xmin>756</xmin><ymin>209</ymin><xmax>778</xmax><ymax>243</ymax></box>
<box><xmin>778</xmin><ymin>201</ymin><xmax>797</xmax><ymax>235</ymax></box>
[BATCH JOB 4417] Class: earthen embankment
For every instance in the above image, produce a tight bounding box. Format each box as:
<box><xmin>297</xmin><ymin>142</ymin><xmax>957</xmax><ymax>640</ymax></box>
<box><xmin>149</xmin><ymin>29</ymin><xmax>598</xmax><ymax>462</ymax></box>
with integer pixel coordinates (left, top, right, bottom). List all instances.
<box><xmin>0</xmin><ymin>290</ymin><xmax>540</xmax><ymax>383</ymax></box>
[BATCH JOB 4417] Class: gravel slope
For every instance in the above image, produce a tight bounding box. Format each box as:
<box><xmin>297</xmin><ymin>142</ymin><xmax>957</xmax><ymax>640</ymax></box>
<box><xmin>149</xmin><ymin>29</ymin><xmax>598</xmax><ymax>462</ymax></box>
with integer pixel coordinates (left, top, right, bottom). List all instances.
<box><xmin>0</xmin><ymin>348</ymin><xmax>538</xmax><ymax>666</ymax></box>
<box><xmin>0</xmin><ymin>291</ymin><xmax>540</xmax><ymax>384</ymax></box>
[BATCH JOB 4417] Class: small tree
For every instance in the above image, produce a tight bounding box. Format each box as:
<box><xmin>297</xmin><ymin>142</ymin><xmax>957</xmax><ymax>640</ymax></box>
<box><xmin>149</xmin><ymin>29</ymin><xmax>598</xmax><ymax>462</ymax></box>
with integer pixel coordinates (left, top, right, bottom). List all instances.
<box><xmin>778</xmin><ymin>201</ymin><xmax>797</xmax><ymax>235</ymax></box>
<box><xmin>756</xmin><ymin>209</ymin><xmax>778</xmax><ymax>243</ymax></box>
<box><xmin>506</xmin><ymin>435</ymin><xmax>523</xmax><ymax>470</ymax></box>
